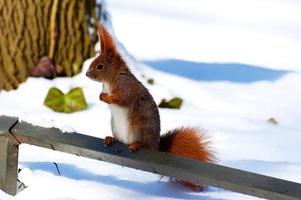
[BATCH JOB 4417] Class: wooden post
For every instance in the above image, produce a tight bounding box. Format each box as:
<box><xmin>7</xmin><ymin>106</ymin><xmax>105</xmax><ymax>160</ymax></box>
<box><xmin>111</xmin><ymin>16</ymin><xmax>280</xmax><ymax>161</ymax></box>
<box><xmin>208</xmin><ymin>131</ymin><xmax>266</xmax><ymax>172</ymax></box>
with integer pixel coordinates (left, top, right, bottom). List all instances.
<box><xmin>0</xmin><ymin>137</ymin><xmax>19</xmax><ymax>195</ymax></box>
<box><xmin>0</xmin><ymin>116</ymin><xmax>19</xmax><ymax>195</ymax></box>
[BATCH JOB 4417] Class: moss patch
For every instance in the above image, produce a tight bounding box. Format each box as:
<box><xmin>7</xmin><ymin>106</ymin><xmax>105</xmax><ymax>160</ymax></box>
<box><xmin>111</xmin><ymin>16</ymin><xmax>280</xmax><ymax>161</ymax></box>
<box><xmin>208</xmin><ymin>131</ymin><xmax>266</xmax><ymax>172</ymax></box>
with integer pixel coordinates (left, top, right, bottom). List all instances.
<box><xmin>44</xmin><ymin>87</ymin><xmax>87</xmax><ymax>113</ymax></box>
<box><xmin>158</xmin><ymin>97</ymin><xmax>183</xmax><ymax>109</ymax></box>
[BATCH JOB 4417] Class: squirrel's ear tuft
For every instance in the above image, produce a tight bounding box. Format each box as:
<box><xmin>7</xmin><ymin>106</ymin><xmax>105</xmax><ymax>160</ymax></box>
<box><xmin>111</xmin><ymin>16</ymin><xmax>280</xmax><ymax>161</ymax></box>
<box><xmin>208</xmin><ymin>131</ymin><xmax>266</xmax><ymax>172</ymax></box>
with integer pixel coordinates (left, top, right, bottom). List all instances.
<box><xmin>98</xmin><ymin>24</ymin><xmax>105</xmax><ymax>53</ymax></box>
<box><xmin>98</xmin><ymin>23</ymin><xmax>117</xmax><ymax>54</ymax></box>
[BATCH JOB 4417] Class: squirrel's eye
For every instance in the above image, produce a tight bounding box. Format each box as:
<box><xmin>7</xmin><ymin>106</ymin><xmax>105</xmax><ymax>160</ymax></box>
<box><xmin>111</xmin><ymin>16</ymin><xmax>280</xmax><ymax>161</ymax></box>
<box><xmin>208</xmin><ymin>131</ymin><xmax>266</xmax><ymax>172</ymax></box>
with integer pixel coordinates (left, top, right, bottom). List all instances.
<box><xmin>96</xmin><ymin>64</ymin><xmax>104</xmax><ymax>70</ymax></box>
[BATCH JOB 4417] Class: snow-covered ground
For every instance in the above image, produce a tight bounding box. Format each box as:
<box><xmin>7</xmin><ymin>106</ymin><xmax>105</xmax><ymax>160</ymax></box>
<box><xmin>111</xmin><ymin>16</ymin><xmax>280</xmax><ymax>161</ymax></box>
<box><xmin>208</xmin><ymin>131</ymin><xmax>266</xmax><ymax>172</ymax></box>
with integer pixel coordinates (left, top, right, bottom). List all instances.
<box><xmin>109</xmin><ymin>0</ymin><xmax>301</xmax><ymax>72</ymax></box>
<box><xmin>1</xmin><ymin>0</ymin><xmax>301</xmax><ymax>199</ymax></box>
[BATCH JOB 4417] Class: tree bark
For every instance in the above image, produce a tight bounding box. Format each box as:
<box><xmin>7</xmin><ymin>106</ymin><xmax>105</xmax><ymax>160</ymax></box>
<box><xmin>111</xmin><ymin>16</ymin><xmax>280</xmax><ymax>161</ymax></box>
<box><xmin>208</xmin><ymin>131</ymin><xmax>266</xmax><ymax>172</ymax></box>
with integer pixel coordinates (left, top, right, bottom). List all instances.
<box><xmin>0</xmin><ymin>0</ymin><xmax>99</xmax><ymax>90</ymax></box>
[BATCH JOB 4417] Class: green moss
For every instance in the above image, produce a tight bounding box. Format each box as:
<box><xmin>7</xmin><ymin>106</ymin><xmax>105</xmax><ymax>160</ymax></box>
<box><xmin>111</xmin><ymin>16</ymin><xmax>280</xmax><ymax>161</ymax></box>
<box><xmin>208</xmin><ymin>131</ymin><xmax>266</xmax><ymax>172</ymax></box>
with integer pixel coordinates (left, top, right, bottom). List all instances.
<box><xmin>147</xmin><ymin>78</ymin><xmax>154</xmax><ymax>85</ymax></box>
<box><xmin>44</xmin><ymin>87</ymin><xmax>88</xmax><ymax>113</ymax></box>
<box><xmin>158</xmin><ymin>97</ymin><xmax>183</xmax><ymax>109</ymax></box>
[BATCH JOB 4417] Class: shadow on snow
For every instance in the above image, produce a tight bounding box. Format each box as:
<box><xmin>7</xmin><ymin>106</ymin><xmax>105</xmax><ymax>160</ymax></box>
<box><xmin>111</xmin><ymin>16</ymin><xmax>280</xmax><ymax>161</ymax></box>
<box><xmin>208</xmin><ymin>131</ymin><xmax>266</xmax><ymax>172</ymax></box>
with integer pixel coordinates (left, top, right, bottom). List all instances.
<box><xmin>143</xmin><ymin>59</ymin><xmax>291</xmax><ymax>83</ymax></box>
<box><xmin>20</xmin><ymin>161</ymin><xmax>223</xmax><ymax>200</ymax></box>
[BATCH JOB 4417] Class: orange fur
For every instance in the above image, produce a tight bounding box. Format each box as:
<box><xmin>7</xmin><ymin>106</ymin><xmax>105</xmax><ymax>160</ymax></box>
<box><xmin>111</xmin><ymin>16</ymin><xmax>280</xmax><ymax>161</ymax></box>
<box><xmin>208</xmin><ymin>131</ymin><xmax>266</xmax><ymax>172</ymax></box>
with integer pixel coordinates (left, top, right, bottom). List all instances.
<box><xmin>129</xmin><ymin>142</ymin><xmax>141</xmax><ymax>152</ymax></box>
<box><xmin>104</xmin><ymin>136</ymin><xmax>116</xmax><ymax>146</ymax></box>
<box><xmin>160</xmin><ymin>127</ymin><xmax>215</xmax><ymax>190</ymax></box>
<box><xmin>99</xmin><ymin>93</ymin><xmax>113</xmax><ymax>104</ymax></box>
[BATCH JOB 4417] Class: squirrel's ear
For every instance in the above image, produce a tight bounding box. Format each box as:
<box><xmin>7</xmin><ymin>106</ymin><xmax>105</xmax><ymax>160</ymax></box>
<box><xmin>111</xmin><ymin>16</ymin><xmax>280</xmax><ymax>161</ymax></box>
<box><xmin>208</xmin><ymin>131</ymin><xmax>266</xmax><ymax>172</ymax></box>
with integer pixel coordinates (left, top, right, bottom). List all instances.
<box><xmin>98</xmin><ymin>23</ymin><xmax>117</xmax><ymax>54</ymax></box>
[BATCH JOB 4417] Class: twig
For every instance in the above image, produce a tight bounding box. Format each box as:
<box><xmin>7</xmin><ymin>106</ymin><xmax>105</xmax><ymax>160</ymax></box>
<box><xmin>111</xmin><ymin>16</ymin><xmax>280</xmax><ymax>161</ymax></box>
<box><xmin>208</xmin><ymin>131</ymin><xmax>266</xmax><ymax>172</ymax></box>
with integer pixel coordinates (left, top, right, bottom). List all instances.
<box><xmin>48</xmin><ymin>0</ymin><xmax>59</xmax><ymax>59</ymax></box>
<box><xmin>17</xmin><ymin>178</ymin><xmax>27</xmax><ymax>189</ymax></box>
<box><xmin>17</xmin><ymin>169</ymin><xmax>27</xmax><ymax>190</ymax></box>
<box><xmin>53</xmin><ymin>162</ymin><xmax>61</xmax><ymax>176</ymax></box>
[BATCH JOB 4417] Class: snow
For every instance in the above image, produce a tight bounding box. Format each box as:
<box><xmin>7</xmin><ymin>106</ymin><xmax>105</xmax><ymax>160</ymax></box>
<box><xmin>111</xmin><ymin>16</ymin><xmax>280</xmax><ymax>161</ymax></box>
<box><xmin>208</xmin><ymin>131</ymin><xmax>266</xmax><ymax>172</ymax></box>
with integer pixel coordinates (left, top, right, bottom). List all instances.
<box><xmin>1</xmin><ymin>0</ymin><xmax>301</xmax><ymax>199</ymax></box>
<box><xmin>0</xmin><ymin>190</ymin><xmax>14</xmax><ymax>200</ymax></box>
<box><xmin>108</xmin><ymin>0</ymin><xmax>301</xmax><ymax>72</ymax></box>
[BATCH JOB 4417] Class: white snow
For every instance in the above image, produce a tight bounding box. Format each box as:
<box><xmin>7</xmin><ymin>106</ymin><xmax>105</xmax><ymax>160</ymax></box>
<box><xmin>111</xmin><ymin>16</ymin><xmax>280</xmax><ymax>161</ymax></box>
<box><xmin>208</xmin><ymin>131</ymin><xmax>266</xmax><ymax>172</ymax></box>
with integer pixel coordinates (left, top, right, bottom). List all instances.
<box><xmin>0</xmin><ymin>190</ymin><xmax>15</xmax><ymax>200</ymax></box>
<box><xmin>0</xmin><ymin>0</ymin><xmax>301</xmax><ymax>199</ymax></box>
<box><xmin>108</xmin><ymin>0</ymin><xmax>301</xmax><ymax>72</ymax></box>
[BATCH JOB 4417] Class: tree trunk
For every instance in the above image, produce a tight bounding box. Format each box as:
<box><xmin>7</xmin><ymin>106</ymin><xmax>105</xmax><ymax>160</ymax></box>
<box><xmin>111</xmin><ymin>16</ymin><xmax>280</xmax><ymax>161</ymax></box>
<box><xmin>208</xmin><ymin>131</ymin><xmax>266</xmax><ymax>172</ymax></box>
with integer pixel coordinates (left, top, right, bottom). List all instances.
<box><xmin>0</xmin><ymin>0</ymin><xmax>99</xmax><ymax>90</ymax></box>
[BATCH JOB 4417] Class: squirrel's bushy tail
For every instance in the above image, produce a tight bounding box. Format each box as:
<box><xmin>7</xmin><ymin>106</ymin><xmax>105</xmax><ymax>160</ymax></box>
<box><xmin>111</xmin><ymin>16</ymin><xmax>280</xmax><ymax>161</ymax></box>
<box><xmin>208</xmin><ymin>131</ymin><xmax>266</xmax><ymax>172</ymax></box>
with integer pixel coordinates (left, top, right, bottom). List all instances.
<box><xmin>159</xmin><ymin>127</ymin><xmax>215</xmax><ymax>191</ymax></box>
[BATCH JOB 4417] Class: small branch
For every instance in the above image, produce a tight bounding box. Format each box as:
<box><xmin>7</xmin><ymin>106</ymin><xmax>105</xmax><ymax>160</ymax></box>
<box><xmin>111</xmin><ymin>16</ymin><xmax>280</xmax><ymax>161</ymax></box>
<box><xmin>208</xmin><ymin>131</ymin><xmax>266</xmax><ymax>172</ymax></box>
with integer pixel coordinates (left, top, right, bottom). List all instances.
<box><xmin>17</xmin><ymin>178</ymin><xmax>27</xmax><ymax>190</ymax></box>
<box><xmin>48</xmin><ymin>0</ymin><xmax>59</xmax><ymax>59</ymax></box>
<box><xmin>53</xmin><ymin>162</ymin><xmax>61</xmax><ymax>176</ymax></box>
<box><xmin>17</xmin><ymin>169</ymin><xmax>27</xmax><ymax>191</ymax></box>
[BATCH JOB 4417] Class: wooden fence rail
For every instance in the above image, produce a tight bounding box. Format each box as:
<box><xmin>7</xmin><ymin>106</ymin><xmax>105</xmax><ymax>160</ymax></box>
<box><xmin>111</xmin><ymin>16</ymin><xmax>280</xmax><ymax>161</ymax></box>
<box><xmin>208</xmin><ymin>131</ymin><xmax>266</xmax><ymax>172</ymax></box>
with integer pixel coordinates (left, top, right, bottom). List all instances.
<box><xmin>0</xmin><ymin>116</ymin><xmax>300</xmax><ymax>199</ymax></box>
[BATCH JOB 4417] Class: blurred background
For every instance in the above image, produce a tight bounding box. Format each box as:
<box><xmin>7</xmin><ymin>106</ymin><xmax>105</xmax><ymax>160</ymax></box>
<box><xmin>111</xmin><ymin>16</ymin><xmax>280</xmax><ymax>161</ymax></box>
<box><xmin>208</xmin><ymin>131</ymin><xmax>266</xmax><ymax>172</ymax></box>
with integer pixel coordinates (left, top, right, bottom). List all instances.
<box><xmin>108</xmin><ymin>0</ymin><xmax>301</xmax><ymax>71</ymax></box>
<box><xmin>0</xmin><ymin>0</ymin><xmax>300</xmax><ymax>200</ymax></box>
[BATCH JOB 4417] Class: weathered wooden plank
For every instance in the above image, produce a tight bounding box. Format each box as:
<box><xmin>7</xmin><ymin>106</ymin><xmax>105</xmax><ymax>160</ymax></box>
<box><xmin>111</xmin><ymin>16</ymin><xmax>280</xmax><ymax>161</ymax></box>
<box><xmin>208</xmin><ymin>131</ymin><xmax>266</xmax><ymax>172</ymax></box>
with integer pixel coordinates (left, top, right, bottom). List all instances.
<box><xmin>0</xmin><ymin>115</ymin><xmax>18</xmax><ymax>135</ymax></box>
<box><xmin>0</xmin><ymin>116</ymin><xmax>19</xmax><ymax>195</ymax></box>
<box><xmin>9</xmin><ymin>121</ymin><xmax>301</xmax><ymax>200</ymax></box>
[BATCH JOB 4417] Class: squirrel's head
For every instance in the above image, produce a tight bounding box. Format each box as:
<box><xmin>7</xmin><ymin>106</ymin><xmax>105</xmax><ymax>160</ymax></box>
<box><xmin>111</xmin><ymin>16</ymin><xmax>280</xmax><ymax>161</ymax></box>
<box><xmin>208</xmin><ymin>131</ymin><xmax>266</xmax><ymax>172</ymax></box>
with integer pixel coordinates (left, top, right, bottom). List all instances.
<box><xmin>86</xmin><ymin>24</ymin><xmax>125</xmax><ymax>82</ymax></box>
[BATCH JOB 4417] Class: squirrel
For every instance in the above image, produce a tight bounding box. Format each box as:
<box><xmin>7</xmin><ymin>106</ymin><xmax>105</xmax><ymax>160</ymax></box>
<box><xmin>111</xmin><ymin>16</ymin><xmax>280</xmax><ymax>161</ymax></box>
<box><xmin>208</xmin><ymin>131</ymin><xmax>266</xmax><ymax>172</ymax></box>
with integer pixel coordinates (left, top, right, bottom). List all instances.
<box><xmin>86</xmin><ymin>24</ymin><xmax>215</xmax><ymax>191</ymax></box>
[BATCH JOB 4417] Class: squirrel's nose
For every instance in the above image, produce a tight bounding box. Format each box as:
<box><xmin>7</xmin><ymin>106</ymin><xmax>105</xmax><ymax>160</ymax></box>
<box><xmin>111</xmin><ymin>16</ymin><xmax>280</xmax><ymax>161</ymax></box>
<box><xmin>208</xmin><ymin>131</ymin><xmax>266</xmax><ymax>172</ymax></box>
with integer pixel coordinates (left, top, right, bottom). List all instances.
<box><xmin>86</xmin><ymin>70</ymin><xmax>96</xmax><ymax>79</ymax></box>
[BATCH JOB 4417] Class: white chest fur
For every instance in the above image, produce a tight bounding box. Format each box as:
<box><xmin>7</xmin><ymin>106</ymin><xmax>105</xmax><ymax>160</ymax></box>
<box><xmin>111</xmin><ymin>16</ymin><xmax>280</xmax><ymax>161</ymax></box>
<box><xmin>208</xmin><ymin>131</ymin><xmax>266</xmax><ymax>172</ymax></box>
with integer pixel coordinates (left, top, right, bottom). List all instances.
<box><xmin>102</xmin><ymin>82</ymin><xmax>132</xmax><ymax>144</ymax></box>
<box><xmin>102</xmin><ymin>82</ymin><xmax>111</xmax><ymax>94</ymax></box>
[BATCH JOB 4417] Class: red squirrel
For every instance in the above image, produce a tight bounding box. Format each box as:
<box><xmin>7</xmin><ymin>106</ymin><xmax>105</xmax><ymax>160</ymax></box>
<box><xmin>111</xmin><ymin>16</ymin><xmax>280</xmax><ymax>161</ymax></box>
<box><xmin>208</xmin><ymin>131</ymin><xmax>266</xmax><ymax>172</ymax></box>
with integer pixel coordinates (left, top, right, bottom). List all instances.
<box><xmin>86</xmin><ymin>24</ymin><xmax>215</xmax><ymax>190</ymax></box>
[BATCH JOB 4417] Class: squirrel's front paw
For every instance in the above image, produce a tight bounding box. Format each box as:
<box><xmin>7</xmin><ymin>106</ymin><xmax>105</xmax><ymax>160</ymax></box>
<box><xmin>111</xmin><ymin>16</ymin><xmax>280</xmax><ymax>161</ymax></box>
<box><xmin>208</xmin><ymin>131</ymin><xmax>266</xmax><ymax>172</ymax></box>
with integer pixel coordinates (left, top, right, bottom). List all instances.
<box><xmin>100</xmin><ymin>93</ymin><xmax>112</xmax><ymax>104</ymax></box>
<box><xmin>104</xmin><ymin>136</ymin><xmax>115</xmax><ymax>146</ymax></box>
<box><xmin>129</xmin><ymin>142</ymin><xmax>140</xmax><ymax>152</ymax></box>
